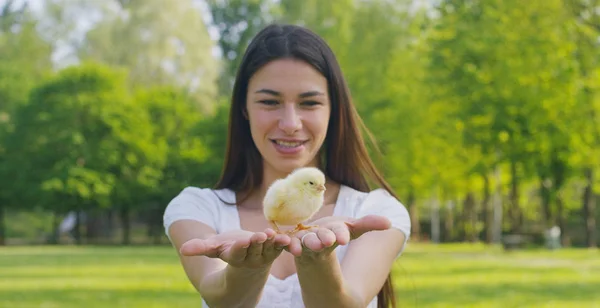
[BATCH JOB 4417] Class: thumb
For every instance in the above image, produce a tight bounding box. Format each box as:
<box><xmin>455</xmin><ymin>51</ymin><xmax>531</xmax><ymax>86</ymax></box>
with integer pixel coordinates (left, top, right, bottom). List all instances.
<box><xmin>180</xmin><ymin>238</ymin><xmax>221</xmax><ymax>257</ymax></box>
<box><xmin>344</xmin><ymin>215</ymin><xmax>392</xmax><ymax>239</ymax></box>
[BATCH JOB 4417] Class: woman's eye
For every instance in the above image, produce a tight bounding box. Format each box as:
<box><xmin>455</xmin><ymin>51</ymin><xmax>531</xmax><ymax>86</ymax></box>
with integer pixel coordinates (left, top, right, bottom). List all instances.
<box><xmin>301</xmin><ymin>101</ymin><xmax>321</xmax><ymax>107</ymax></box>
<box><xmin>259</xmin><ymin>100</ymin><xmax>279</xmax><ymax>106</ymax></box>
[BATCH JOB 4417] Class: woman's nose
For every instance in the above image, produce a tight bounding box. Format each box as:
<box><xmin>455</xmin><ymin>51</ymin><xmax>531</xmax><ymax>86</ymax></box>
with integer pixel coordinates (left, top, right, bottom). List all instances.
<box><xmin>278</xmin><ymin>104</ymin><xmax>301</xmax><ymax>134</ymax></box>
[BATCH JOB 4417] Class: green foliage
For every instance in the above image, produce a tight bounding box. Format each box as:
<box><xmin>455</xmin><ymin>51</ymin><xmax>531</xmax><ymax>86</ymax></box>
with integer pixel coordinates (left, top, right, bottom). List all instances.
<box><xmin>7</xmin><ymin>62</ymin><xmax>165</xmax><ymax>211</ymax></box>
<box><xmin>1</xmin><ymin>0</ymin><xmax>600</xmax><ymax>246</ymax></box>
<box><xmin>77</xmin><ymin>0</ymin><xmax>220</xmax><ymax>113</ymax></box>
<box><xmin>0</xmin><ymin>1</ymin><xmax>53</xmax><ymax>208</ymax></box>
<box><xmin>207</xmin><ymin>0</ymin><xmax>280</xmax><ymax>95</ymax></box>
<box><xmin>4</xmin><ymin>209</ymin><xmax>54</xmax><ymax>239</ymax></box>
<box><xmin>134</xmin><ymin>86</ymin><xmax>212</xmax><ymax>200</ymax></box>
<box><xmin>192</xmin><ymin>100</ymin><xmax>231</xmax><ymax>188</ymax></box>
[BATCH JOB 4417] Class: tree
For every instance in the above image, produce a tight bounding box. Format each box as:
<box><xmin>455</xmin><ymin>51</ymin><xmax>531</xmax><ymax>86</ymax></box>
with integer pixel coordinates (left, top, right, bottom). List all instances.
<box><xmin>76</xmin><ymin>0</ymin><xmax>220</xmax><ymax>113</ymax></box>
<box><xmin>565</xmin><ymin>0</ymin><xmax>600</xmax><ymax>248</ymax></box>
<box><xmin>0</xmin><ymin>0</ymin><xmax>53</xmax><ymax>245</ymax></box>
<box><xmin>134</xmin><ymin>86</ymin><xmax>212</xmax><ymax>243</ymax></box>
<box><xmin>7</xmin><ymin>62</ymin><xmax>166</xmax><ymax>244</ymax></box>
<box><xmin>427</xmin><ymin>0</ymin><xmax>577</xmax><ymax>239</ymax></box>
<box><xmin>207</xmin><ymin>0</ymin><xmax>279</xmax><ymax>96</ymax></box>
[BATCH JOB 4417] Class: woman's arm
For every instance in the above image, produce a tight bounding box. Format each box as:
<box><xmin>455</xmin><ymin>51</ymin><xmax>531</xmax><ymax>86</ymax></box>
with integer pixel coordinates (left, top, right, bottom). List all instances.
<box><xmin>295</xmin><ymin>249</ymin><xmax>363</xmax><ymax>308</ymax></box>
<box><xmin>340</xmin><ymin>228</ymin><xmax>406</xmax><ymax>305</ymax></box>
<box><xmin>168</xmin><ymin>220</ymin><xmax>275</xmax><ymax>308</ymax></box>
<box><xmin>292</xmin><ymin>216</ymin><xmax>407</xmax><ymax>308</ymax></box>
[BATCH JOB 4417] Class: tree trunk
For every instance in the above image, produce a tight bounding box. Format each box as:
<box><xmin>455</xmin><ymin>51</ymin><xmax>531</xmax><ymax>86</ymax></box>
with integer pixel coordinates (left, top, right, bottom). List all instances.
<box><xmin>583</xmin><ymin>168</ymin><xmax>596</xmax><ymax>248</ymax></box>
<box><xmin>120</xmin><ymin>206</ymin><xmax>131</xmax><ymax>245</ymax></box>
<box><xmin>146</xmin><ymin>203</ymin><xmax>165</xmax><ymax>245</ymax></box>
<box><xmin>74</xmin><ymin>210</ymin><xmax>83</xmax><ymax>245</ymax></box>
<box><xmin>509</xmin><ymin>159</ymin><xmax>521</xmax><ymax>232</ymax></box>
<box><xmin>0</xmin><ymin>203</ymin><xmax>5</xmax><ymax>246</ymax></box>
<box><xmin>443</xmin><ymin>200</ymin><xmax>455</xmax><ymax>242</ymax></box>
<box><xmin>48</xmin><ymin>212</ymin><xmax>60</xmax><ymax>245</ymax></box>
<box><xmin>552</xmin><ymin>155</ymin><xmax>567</xmax><ymax>246</ymax></box>
<box><xmin>86</xmin><ymin>210</ymin><xmax>102</xmax><ymax>244</ymax></box>
<box><xmin>556</xmin><ymin>196</ymin><xmax>567</xmax><ymax>246</ymax></box>
<box><xmin>492</xmin><ymin>166</ymin><xmax>503</xmax><ymax>243</ymax></box>
<box><xmin>107</xmin><ymin>209</ymin><xmax>115</xmax><ymax>240</ymax></box>
<box><xmin>464</xmin><ymin>192</ymin><xmax>477</xmax><ymax>242</ymax></box>
<box><xmin>540</xmin><ymin>176</ymin><xmax>552</xmax><ymax>227</ymax></box>
<box><xmin>407</xmin><ymin>190</ymin><xmax>420</xmax><ymax>241</ymax></box>
<box><xmin>482</xmin><ymin>174</ymin><xmax>492</xmax><ymax>243</ymax></box>
<box><xmin>431</xmin><ymin>198</ymin><xmax>440</xmax><ymax>243</ymax></box>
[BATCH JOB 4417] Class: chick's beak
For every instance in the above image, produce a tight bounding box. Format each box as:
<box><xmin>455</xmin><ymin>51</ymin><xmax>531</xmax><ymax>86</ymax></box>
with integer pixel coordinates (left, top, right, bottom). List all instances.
<box><xmin>317</xmin><ymin>185</ymin><xmax>326</xmax><ymax>192</ymax></box>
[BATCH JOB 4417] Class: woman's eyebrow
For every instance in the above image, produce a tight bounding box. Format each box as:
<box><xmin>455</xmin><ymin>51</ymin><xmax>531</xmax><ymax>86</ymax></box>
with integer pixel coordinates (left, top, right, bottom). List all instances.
<box><xmin>255</xmin><ymin>88</ymin><xmax>280</xmax><ymax>96</ymax></box>
<box><xmin>298</xmin><ymin>91</ymin><xmax>325</xmax><ymax>98</ymax></box>
<box><xmin>254</xmin><ymin>88</ymin><xmax>325</xmax><ymax>98</ymax></box>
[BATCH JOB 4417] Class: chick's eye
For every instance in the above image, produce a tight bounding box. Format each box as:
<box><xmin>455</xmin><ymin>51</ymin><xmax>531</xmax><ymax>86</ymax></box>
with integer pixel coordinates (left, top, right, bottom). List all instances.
<box><xmin>309</xmin><ymin>181</ymin><xmax>314</xmax><ymax>185</ymax></box>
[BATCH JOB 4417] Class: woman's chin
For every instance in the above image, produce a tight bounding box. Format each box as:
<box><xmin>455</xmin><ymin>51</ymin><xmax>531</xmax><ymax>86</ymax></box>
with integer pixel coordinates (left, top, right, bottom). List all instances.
<box><xmin>264</xmin><ymin>153</ymin><xmax>320</xmax><ymax>176</ymax></box>
<box><xmin>270</xmin><ymin>160</ymin><xmax>313</xmax><ymax>175</ymax></box>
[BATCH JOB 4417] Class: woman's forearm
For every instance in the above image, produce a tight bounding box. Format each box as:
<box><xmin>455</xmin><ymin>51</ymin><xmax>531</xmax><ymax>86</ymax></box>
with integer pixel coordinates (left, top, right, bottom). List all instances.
<box><xmin>199</xmin><ymin>265</ymin><xmax>271</xmax><ymax>308</ymax></box>
<box><xmin>295</xmin><ymin>251</ymin><xmax>363</xmax><ymax>308</ymax></box>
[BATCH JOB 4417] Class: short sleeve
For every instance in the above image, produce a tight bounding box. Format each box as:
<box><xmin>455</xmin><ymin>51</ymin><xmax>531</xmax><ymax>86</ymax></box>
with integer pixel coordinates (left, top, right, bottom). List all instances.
<box><xmin>356</xmin><ymin>188</ymin><xmax>412</xmax><ymax>257</ymax></box>
<box><xmin>163</xmin><ymin>187</ymin><xmax>221</xmax><ymax>241</ymax></box>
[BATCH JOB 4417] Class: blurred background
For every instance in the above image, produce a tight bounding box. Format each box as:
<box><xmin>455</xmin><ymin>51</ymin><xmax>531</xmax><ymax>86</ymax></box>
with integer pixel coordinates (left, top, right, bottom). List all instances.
<box><xmin>0</xmin><ymin>0</ymin><xmax>599</xmax><ymax>307</ymax></box>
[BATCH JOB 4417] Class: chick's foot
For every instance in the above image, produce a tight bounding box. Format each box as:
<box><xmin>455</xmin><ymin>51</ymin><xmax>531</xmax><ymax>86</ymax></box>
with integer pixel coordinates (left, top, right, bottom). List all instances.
<box><xmin>286</xmin><ymin>223</ymin><xmax>318</xmax><ymax>235</ymax></box>
<box><xmin>269</xmin><ymin>221</ymin><xmax>287</xmax><ymax>235</ymax></box>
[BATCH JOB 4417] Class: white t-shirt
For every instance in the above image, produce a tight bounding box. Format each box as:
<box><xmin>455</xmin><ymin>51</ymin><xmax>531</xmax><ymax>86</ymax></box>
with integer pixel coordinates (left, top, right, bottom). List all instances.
<box><xmin>163</xmin><ymin>184</ymin><xmax>411</xmax><ymax>308</ymax></box>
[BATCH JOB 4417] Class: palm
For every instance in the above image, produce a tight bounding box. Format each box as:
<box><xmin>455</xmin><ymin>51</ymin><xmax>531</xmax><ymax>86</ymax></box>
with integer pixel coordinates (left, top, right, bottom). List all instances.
<box><xmin>285</xmin><ymin>215</ymin><xmax>392</xmax><ymax>256</ymax></box>
<box><xmin>179</xmin><ymin>229</ymin><xmax>291</xmax><ymax>269</ymax></box>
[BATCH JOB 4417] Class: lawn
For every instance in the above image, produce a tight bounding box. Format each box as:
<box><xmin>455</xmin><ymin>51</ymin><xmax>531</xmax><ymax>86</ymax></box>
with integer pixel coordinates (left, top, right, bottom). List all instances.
<box><xmin>394</xmin><ymin>243</ymin><xmax>600</xmax><ymax>308</ymax></box>
<box><xmin>0</xmin><ymin>243</ymin><xmax>598</xmax><ymax>308</ymax></box>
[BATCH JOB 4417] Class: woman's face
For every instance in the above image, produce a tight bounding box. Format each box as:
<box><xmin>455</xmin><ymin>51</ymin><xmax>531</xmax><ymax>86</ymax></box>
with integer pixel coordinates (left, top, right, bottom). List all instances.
<box><xmin>246</xmin><ymin>58</ymin><xmax>331</xmax><ymax>177</ymax></box>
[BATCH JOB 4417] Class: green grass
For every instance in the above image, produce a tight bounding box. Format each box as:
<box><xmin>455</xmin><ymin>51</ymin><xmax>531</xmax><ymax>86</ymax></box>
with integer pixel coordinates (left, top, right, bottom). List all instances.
<box><xmin>1</xmin><ymin>243</ymin><xmax>598</xmax><ymax>307</ymax></box>
<box><xmin>394</xmin><ymin>243</ymin><xmax>600</xmax><ymax>308</ymax></box>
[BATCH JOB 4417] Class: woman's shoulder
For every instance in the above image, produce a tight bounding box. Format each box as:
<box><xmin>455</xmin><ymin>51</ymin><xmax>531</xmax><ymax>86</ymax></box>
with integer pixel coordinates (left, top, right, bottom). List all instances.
<box><xmin>339</xmin><ymin>185</ymin><xmax>404</xmax><ymax>207</ymax></box>
<box><xmin>163</xmin><ymin>186</ymin><xmax>235</xmax><ymax>236</ymax></box>
<box><xmin>338</xmin><ymin>184</ymin><xmax>411</xmax><ymax>237</ymax></box>
<box><xmin>174</xmin><ymin>186</ymin><xmax>234</xmax><ymax>204</ymax></box>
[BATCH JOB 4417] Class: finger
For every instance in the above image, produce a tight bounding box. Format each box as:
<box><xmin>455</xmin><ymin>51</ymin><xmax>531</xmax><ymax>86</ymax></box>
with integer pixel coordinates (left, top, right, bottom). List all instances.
<box><xmin>330</xmin><ymin>224</ymin><xmax>351</xmax><ymax>246</ymax></box>
<box><xmin>316</xmin><ymin>228</ymin><xmax>336</xmax><ymax>248</ymax></box>
<box><xmin>264</xmin><ymin>228</ymin><xmax>276</xmax><ymax>239</ymax></box>
<box><xmin>225</xmin><ymin>238</ymin><xmax>251</xmax><ymax>262</ymax></box>
<box><xmin>262</xmin><ymin>233</ymin><xmax>276</xmax><ymax>254</ymax></box>
<box><xmin>302</xmin><ymin>232</ymin><xmax>323</xmax><ymax>252</ymax></box>
<box><xmin>180</xmin><ymin>238</ymin><xmax>221</xmax><ymax>257</ymax></box>
<box><xmin>272</xmin><ymin>233</ymin><xmax>291</xmax><ymax>250</ymax></box>
<box><xmin>262</xmin><ymin>228</ymin><xmax>290</xmax><ymax>249</ymax></box>
<box><xmin>288</xmin><ymin>236</ymin><xmax>303</xmax><ymax>256</ymax></box>
<box><xmin>246</xmin><ymin>232</ymin><xmax>267</xmax><ymax>260</ymax></box>
<box><xmin>345</xmin><ymin>215</ymin><xmax>392</xmax><ymax>239</ymax></box>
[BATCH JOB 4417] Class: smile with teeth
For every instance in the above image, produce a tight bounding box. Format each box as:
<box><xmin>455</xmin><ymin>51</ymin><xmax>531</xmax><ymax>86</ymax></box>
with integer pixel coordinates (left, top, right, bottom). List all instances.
<box><xmin>272</xmin><ymin>140</ymin><xmax>305</xmax><ymax>148</ymax></box>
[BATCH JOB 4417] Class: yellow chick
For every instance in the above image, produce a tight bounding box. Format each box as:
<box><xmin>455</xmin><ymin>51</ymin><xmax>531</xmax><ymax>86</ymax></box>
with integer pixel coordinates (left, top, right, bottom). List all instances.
<box><xmin>263</xmin><ymin>167</ymin><xmax>327</xmax><ymax>235</ymax></box>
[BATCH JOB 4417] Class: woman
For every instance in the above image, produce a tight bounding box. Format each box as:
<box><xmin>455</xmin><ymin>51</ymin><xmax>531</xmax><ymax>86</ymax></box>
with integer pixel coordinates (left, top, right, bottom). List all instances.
<box><xmin>163</xmin><ymin>23</ymin><xmax>411</xmax><ymax>308</ymax></box>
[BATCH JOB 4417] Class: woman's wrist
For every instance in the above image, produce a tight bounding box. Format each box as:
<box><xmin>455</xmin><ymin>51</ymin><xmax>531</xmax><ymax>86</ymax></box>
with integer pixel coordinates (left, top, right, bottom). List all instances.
<box><xmin>294</xmin><ymin>249</ymin><xmax>363</xmax><ymax>308</ymax></box>
<box><xmin>201</xmin><ymin>264</ymin><xmax>272</xmax><ymax>308</ymax></box>
<box><xmin>226</xmin><ymin>263</ymin><xmax>271</xmax><ymax>278</ymax></box>
<box><xmin>294</xmin><ymin>247</ymin><xmax>337</xmax><ymax>265</ymax></box>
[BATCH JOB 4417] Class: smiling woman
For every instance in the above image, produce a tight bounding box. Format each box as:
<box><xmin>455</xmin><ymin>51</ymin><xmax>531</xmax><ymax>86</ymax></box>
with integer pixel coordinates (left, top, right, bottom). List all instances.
<box><xmin>246</xmin><ymin>58</ymin><xmax>331</xmax><ymax>177</ymax></box>
<box><xmin>163</xmin><ymin>23</ymin><xmax>411</xmax><ymax>308</ymax></box>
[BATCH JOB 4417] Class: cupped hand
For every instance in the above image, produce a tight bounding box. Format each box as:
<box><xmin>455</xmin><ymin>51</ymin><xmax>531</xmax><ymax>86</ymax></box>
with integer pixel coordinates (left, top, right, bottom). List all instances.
<box><xmin>286</xmin><ymin>214</ymin><xmax>392</xmax><ymax>257</ymax></box>
<box><xmin>179</xmin><ymin>228</ymin><xmax>291</xmax><ymax>269</ymax></box>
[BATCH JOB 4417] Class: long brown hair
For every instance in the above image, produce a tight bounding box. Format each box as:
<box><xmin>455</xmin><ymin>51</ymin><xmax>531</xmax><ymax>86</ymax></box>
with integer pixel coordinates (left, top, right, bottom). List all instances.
<box><xmin>214</xmin><ymin>23</ymin><xmax>397</xmax><ymax>308</ymax></box>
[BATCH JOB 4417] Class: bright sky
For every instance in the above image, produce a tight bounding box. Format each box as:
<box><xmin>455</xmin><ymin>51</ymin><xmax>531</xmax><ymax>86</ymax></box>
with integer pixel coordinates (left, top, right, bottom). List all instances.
<box><xmin>5</xmin><ymin>0</ymin><xmax>434</xmax><ymax>68</ymax></box>
<box><xmin>6</xmin><ymin>0</ymin><xmax>220</xmax><ymax>68</ymax></box>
